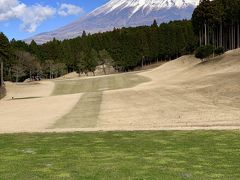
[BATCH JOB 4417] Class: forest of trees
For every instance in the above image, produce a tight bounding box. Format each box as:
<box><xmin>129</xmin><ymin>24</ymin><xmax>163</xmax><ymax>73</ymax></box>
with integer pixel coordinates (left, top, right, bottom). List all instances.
<box><xmin>0</xmin><ymin>20</ymin><xmax>196</xmax><ymax>83</ymax></box>
<box><xmin>32</xmin><ymin>20</ymin><xmax>196</xmax><ymax>74</ymax></box>
<box><xmin>192</xmin><ymin>0</ymin><xmax>240</xmax><ymax>51</ymax></box>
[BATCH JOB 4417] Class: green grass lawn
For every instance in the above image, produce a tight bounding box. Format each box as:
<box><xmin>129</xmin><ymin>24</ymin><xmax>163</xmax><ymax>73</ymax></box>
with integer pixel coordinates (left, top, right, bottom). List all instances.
<box><xmin>1</xmin><ymin>131</ymin><xmax>240</xmax><ymax>179</ymax></box>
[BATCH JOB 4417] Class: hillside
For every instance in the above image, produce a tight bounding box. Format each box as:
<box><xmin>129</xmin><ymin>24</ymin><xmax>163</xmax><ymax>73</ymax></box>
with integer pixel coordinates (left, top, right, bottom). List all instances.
<box><xmin>0</xmin><ymin>49</ymin><xmax>240</xmax><ymax>133</ymax></box>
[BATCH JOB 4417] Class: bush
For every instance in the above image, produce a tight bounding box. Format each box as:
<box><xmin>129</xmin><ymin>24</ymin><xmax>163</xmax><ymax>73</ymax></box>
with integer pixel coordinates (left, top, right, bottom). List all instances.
<box><xmin>0</xmin><ymin>86</ymin><xmax>6</xmax><ymax>99</ymax></box>
<box><xmin>214</xmin><ymin>47</ymin><xmax>225</xmax><ymax>55</ymax></box>
<box><xmin>195</xmin><ymin>45</ymin><xmax>213</xmax><ymax>60</ymax></box>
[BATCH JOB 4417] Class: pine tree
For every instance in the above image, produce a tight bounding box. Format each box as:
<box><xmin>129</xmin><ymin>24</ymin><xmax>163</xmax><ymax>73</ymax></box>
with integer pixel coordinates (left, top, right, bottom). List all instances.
<box><xmin>88</xmin><ymin>49</ymin><xmax>99</xmax><ymax>76</ymax></box>
<box><xmin>151</xmin><ymin>19</ymin><xmax>158</xmax><ymax>28</ymax></box>
<box><xmin>76</xmin><ymin>51</ymin><xmax>86</xmax><ymax>76</ymax></box>
<box><xmin>29</xmin><ymin>40</ymin><xmax>39</xmax><ymax>55</ymax></box>
<box><xmin>82</xmin><ymin>31</ymin><xmax>87</xmax><ymax>37</ymax></box>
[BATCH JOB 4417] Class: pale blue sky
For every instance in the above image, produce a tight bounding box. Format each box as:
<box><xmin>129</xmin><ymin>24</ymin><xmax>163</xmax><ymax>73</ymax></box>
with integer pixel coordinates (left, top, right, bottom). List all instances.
<box><xmin>0</xmin><ymin>0</ymin><xmax>109</xmax><ymax>40</ymax></box>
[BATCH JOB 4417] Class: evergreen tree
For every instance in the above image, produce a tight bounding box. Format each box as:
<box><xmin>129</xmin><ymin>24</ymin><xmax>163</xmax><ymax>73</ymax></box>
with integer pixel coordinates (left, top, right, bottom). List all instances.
<box><xmin>29</xmin><ymin>40</ymin><xmax>39</xmax><ymax>56</ymax></box>
<box><xmin>99</xmin><ymin>49</ymin><xmax>113</xmax><ymax>75</ymax></box>
<box><xmin>88</xmin><ymin>49</ymin><xmax>99</xmax><ymax>75</ymax></box>
<box><xmin>82</xmin><ymin>31</ymin><xmax>87</xmax><ymax>37</ymax></box>
<box><xmin>151</xmin><ymin>19</ymin><xmax>158</xmax><ymax>28</ymax></box>
<box><xmin>76</xmin><ymin>51</ymin><xmax>86</xmax><ymax>76</ymax></box>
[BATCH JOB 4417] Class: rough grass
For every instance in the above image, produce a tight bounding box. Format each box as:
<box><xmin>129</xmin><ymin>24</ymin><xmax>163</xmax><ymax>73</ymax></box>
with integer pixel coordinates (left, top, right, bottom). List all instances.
<box><xmin>52</xmin><ymin>74</ymin><xmax>150</xmax><ymax>95</ymax></box>
<box><xmin>0</xmin><ymin>131</ymin><xmax>240</xmax><ymax>179</ymax></box>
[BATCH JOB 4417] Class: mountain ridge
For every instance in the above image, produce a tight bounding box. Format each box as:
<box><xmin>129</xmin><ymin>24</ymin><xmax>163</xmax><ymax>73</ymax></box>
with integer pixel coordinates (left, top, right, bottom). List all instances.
<box><xmin>26</xmin><ymin>0</ymin><xmax>199</xmax><ymax>44</ymax></box>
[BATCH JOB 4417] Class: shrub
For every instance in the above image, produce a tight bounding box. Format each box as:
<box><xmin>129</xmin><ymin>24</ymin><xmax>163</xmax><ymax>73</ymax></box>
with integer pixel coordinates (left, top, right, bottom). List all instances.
<box><xmin>214</xmin><ymin>47</ymin><xmax>225</xmax><ymax>55</ymax></box>
<box><xmin>195</xmin><ymin>45</ymin><xmax>213</xmax><ymax>60</ymax></box>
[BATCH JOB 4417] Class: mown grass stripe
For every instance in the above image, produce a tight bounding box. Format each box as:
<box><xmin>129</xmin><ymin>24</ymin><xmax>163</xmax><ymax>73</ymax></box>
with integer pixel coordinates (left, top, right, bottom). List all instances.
<box><xmin>52</xmin><ymin>74</ymin><xmax>150</xmax><ymax>95</ymax></box>
<box><xmin>52</xmin><ymin>92</ymin><xmax>102</xmax><ymax>129</ymax></box>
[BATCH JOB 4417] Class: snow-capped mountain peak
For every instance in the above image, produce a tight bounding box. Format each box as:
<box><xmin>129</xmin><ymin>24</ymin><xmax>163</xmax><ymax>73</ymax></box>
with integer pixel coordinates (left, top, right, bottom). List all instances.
<box><xmin>26</xmin><ymin>0</ymin><xmax>199</xmax><ymax>44</ymax></box>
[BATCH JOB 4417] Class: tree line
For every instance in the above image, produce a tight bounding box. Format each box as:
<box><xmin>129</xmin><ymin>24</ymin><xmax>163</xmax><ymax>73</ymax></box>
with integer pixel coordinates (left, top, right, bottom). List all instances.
<box><xmin>192</xmin><ymin>0</ymin><xmax>240</xmax><ymax>51</ymax></box>
<box><xmin>0</xmin><ymin>20</ymin><xmax>196</xmax><ymax>83</ymax></box>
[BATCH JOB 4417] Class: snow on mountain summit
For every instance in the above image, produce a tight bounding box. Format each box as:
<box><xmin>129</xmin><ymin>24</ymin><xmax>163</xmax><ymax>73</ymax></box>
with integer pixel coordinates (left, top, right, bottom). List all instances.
<box><xmin>26</xmin><ymin>0</ymin><xmax>199</xmax><ymax>44</ymax></box>
<box><xmin>91</xmin><ymin>0</ymin><xmax>198</xmax><ymax>16</ymax></box>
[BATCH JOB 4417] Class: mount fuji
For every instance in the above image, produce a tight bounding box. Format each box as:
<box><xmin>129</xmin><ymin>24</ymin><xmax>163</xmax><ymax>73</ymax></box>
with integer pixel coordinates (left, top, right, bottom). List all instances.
<box><xmin>26</xmin><ymin>0</ymin><xmax>199</xmax><ymax>44</ymax></box>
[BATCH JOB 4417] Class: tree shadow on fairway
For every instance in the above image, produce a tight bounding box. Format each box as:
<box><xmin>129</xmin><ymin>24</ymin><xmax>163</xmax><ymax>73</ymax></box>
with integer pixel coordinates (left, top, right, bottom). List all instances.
<box><xmin>9</xmin><ymin>97</ymin><xmax>41</xmax><ymax>101</ymax></box>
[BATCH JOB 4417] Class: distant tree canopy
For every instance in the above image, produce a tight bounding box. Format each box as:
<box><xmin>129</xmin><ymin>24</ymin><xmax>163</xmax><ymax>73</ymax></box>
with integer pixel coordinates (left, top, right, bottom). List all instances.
<box><xmin>37</xmin><ymin>20</ymin><xmax>196</xmax><ymax>72</ymax></box>
<box><xmin>192</xmin><ymin>0</ymin><xmax>240</xmax><ymax>51</ymax></box>
<box><xmin>0</xmin><ymin>19</ymin><xmax>198</xmax><ymax>82</ymax></box>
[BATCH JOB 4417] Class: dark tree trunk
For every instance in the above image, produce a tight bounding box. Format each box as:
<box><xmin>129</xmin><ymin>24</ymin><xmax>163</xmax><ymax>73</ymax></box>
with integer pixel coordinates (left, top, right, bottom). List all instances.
<box><xmin>199</xmin><ymin>30</ymin><xmax>202</xmax><ymax>46</ymax></box>
<box><xmin>30</xmin><ymin>70</ymin><xmax>32</xmax><ymax>81</ymax></box>
<box><xmin>229</xmin><ymin>27</ymin><xmax>231</xmax><ymax>50</ymax></box>
<box><xmin>16</xmin><ymin>70</ymin><xmax>19</xmax><ymax>83</ymax></box>
<box><xmin>232</xmin><ymin>24</ymin><xmax>234</xmax><ymax>49</ymax></box>
<box><xmin>213</xmin><ymin>31</ymin><xmax>215</xmax><ymax>57</ymax></box>
<box><xmin>102</xmin><ymin>64</ymin><xmax>106</xmax><ymax>75</ymax></box>
<box><xmin>141</xmin><ymin>56</ymin><xmax>144</xmax><ymax>68</ymax></box>
<box><xmin>205</xmin><ymin>23</ymin><xmax>207</xmax><ymax>45</ymax></box>
<box><xmin>220</xmin><ymin>21</ymin><xmax>223</xmax><ymax>47</ymax></box>
<box><xmin>238</xmin><ymin>23</ymin><xmax>240</xmax><ymax>48</ymax></box>
<box><xmin>0</xmin><ymin>61</ymin><xmax>3</xmax><ymax>87</ymax></box>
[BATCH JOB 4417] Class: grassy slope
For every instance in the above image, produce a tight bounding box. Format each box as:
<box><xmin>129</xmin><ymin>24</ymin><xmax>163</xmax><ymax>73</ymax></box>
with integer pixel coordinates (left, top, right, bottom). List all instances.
<box><xmin>52</xmin><ymin>74</ymin><xmax>150</xmax><ymax>129</ymax></box>
<box><xmin>0</xmin><ymin>131</ymin><xmax>240</xmax><ymax>179</ymax></box>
